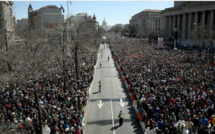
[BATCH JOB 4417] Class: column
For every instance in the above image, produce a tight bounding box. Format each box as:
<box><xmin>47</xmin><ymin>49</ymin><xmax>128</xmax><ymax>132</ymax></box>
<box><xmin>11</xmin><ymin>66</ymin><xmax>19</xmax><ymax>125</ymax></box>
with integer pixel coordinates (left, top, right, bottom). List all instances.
<box><xmin>177</xmin><ymin>15</ymin><xmax>180</xmax><ymax>39</ymax></box>
<box><xmin>168</xmin><ymin>16</ymin><xmax>172</xmax><ymax>37</ymax></box>
<box><xmin>188</xmin><ymin>13</ymin><xmax>192</xmax><ymax>39</ymax></box>
<box><xmin>173</xmin><ymin>15</ymin><xmax>176</xmax><ymax>29</ymax></box>
<box><xmin>210</xmin><ymin>10</ymin><xmax>214</xmax><ymax>36</ymax></box>
<box><xmin>157</xmin><ymin>19</ymin><xmax>159</xmax><ymax>30</ymax></box>
<box><xmin>182</xmin><ymin>14</ymin><xmax>186</xmax><ymax>39</ymax></box>
<box><xmin>165</xmin><ymin>16</ymin><xmax>168</xmax><ymax>37</ymax></box>
<box><xmin>201</xmin><ymin>11</ymin><xmax>206</xmax><ymax>27</ymax></box>
<box><xmin>194</xmin><ymin>12</ymin><xmax>198</xmax><ymax>24</ymax></box>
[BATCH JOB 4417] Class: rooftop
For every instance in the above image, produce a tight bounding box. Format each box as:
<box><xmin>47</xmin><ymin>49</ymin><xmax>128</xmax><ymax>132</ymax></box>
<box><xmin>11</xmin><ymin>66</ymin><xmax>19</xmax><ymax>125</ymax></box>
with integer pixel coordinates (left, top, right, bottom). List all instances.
<box><xmin>40</xmin><ymin>5</ymin><xmax>59</xmax><ymax>9</ymax></box>
<box><xmin>132</xmin><ymin>9</ymin><xmax>161</xmax><ymax>18</ymax></box>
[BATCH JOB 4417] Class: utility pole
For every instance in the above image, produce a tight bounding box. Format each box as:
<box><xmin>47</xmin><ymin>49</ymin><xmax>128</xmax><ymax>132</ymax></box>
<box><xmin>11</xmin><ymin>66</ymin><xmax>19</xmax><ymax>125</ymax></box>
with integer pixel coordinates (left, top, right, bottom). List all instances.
<box><xmin>61</xmin><ymin>28</ymin><xmax>66</xmax><ymax>92</ymax></box>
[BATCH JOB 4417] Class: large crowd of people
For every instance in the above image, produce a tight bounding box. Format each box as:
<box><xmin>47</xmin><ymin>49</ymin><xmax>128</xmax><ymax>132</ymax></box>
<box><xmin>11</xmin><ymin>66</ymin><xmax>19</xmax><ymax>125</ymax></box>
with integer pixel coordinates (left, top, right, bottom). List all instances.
<box><xmin>0</xmin><ymin>50</ymin><xmax>97</xmax><ymax>134</ymax></box>
<box><xmin>108</xmin><ymin>35</ymin><xmax>215</xmax><ymax>134</ymax></box>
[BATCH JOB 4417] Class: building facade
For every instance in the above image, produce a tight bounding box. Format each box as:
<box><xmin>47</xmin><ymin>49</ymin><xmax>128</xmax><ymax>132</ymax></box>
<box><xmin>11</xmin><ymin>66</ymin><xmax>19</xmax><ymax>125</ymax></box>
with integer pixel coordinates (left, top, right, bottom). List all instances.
<box><xmin>66</xmin><ymin>13</ymin><xmax>99</xmax><ymax>32</ymax></box>
<box><xmin>130</xmin><ymin>9</ymin><xmax>161</xmax><ymax>36</ymax></box>
<box><xmin>0</xmin><ymin>1</ymin><xmax>14</xmax><ymax>48</ymax></box>
<box><xmin>161</xmin><ymin>1</ymin><xmax>215</xmax><ymax>46</ymax></box>
<box><xmin>28</xmin><ymin>4</ymin><xmax>64</xmax><ymax>30</ymax></box>
<box><xmin>17</xmin><ymin>18</ymin><xmax>28</xmax><ymax>32</ymax></box>
<box><xmin>65</xmin><ymin>13</ymin><xmax>99</xmax><ymax>44</ymax></box>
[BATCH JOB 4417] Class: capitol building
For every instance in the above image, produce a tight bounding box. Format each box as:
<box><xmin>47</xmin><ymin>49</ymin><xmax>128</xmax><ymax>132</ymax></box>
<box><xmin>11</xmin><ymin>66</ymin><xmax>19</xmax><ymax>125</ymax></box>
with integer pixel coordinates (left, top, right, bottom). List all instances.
<box><xmin>101</xmin><ymin>18</ymin><xmax>111</xmax><ymax>31</ymax></box>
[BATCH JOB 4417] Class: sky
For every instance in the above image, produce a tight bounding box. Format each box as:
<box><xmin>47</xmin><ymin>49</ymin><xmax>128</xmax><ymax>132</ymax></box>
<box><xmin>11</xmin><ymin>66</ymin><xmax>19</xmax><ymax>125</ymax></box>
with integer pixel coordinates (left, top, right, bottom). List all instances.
<box><xmin>13</xmin><ymin>1</ymin><xmax>174</xmax><ymax>26</ymax></box>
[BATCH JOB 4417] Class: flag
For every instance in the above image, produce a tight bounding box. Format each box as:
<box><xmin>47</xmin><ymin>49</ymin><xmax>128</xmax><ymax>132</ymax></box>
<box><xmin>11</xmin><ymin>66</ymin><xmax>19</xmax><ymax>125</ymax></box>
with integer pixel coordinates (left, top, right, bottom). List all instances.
<box><xmin>61</xmin><ymin>5</ymin><xmax>65</xmax><ymax>13</ymax></box>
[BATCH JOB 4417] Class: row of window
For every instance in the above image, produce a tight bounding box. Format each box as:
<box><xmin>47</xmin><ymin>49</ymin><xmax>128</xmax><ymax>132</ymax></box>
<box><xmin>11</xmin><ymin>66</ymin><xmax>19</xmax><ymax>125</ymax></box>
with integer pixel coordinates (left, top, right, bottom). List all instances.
<box><xmin>133</xmin><ymin>13</ymin><xmax>160</xmax><ymax>19</ymax></box>
<box><xmin>42</xmin><ymin>8</ymin><xmax>61</xmax><ymax>14</ymax></box>
<box><xmin>43</xmin><ymin>16</ymin><xmax>63</xmax><ymax>21</ymax></box>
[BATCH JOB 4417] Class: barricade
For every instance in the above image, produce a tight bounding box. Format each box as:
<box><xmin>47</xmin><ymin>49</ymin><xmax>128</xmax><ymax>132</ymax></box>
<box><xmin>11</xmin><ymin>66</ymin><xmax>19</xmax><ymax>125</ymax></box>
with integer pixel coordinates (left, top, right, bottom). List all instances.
<box><xmin>137</xmin><ymin>111</ymin><xmax>142</xmax><ymax>121</ymax></box>
<box><xmin>113</xmin><ymin>56</ymin><xmax>145</xmax><ymax>133</ymax></box>
<box><xmin>122</xmin><ymin>76</ymin><xmax>125</xmax><ymax>82</ymax></box>
<box><xmin>130</xmin><ymin>93</ymin><xmax>134</xmax><ymax>101</ymax></box>
<box><xmin>127</xmin><ymin>86</ymin><xmax>130</xmax><ymax>92</ymax></box>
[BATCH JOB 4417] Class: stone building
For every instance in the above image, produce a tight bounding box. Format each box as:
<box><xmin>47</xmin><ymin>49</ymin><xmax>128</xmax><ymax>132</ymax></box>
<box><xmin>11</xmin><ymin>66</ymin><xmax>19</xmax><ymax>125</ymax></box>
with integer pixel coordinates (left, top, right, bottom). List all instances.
<box><xmin>17</xmin><ymin>18</ymin><xmax>28</xmax><ymax>32</ymax></box>
<box><xmin>130</xmin><ymin>9</ymin><xmax>161</xmax><ymax>37</ymax></box>
<box><xmin>0</xmin><ymin>1</ymin><xmax>14</xmax><ymax>48</ymax></box>
<box><xmin>161</xmin><ymin>1</ymin><xmax>215</xmax><ymax>46</ymax></box>
<box><xmin>65</xmin><ymin>13</ymin><xmax>99</xmax><ymax>44</ymax></box>
<box><xmin>66</xmin><ymin>13</ymin><xmax>99</xmax><ymax>33</ymax></box>
<box><xmin>101</xmin><ymin>18</ymin><xmax>111</xmax><ymax>31</ymax></box>
<box><xmin>28</xmin><ymin>4</ymin><xmax>64</xmax><ymax>30</ymax></box>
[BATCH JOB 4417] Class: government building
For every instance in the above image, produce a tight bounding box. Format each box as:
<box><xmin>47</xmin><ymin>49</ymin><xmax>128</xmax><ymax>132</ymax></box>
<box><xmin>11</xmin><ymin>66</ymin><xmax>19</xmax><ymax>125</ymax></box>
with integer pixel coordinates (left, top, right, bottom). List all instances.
<box><xmin>130</xmin><ymin>9</ymin><xmax>161</xmax><ymax>37</ymax></box>
<box><xmin>161</xmin><ymin>1</ymin><xmax>215</xmax><ymax>46</ymax></box>
<box><xmin>28</xmin><ymin>4</ymin><xmax>64</xmax><ymax>30</ymax></box>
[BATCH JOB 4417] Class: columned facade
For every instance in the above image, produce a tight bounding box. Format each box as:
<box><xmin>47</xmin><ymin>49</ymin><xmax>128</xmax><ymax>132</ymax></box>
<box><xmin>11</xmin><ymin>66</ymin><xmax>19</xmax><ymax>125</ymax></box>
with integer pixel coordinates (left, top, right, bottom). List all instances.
<box><xmin>161</xmin><ymin>1</ymin><xmax>215</xmax><ymax>46</ymax></box>
<box><xmin>164</xmin><ymin>10</ymin><xmax>215</xmax><ymax>40</ymax></box>
<box><xmin>210</xmin><ymin>10</ymin><xmax>214</xmax><ymax>36</ymax></box>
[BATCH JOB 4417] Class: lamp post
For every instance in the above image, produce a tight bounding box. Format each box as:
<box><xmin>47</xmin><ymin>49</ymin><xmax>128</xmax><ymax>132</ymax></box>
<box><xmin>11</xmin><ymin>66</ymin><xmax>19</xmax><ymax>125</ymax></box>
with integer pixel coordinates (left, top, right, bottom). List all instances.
<box><xmin>173</xmin><ymin>28</ymin><xmax>177</xmax><ymax>49</ymax></box>
<box><xmin>59</xmin><ymin>25</ymin><xmax>67</xmax><ymax>92</ymax></box>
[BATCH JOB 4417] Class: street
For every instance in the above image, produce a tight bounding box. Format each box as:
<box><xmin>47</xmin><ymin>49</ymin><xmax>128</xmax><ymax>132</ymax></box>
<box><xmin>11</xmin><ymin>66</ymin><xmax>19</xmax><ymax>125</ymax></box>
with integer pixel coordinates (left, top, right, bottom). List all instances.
<box><xmin>84</xmin><ymin>43</ymin><xmax>144</xmax><ymax>134</ymax></box>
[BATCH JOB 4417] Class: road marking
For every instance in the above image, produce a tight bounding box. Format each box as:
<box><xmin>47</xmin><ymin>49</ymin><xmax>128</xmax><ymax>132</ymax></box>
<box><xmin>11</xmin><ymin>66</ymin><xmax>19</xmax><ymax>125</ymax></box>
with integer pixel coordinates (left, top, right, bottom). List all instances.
<box><xmin>119</xmin><ymin>99</ymin><xmax>125</xmax><ymax>108</ymax></box>
<box><xmin>84</xmin><ymin>46</ymin><xmax>100</xmax><ymax>134</ymax></box>
<box><xmin>97</xmin><ymin>100</ymin><xmax>104</xmax><ymax>109</ymax></box>
<box><xmin>110</xmin><ymin>100</ymin><xmax>115</xmax><ymax>134</ymax></box>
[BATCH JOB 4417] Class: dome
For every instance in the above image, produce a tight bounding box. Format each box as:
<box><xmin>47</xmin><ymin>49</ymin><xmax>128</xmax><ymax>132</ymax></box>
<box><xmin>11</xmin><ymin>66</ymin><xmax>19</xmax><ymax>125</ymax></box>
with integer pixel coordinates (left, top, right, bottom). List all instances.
<box><xmin>102</xmin><ymin>18</ymin><xmax>107</xmax><ymax>27</ymax></box>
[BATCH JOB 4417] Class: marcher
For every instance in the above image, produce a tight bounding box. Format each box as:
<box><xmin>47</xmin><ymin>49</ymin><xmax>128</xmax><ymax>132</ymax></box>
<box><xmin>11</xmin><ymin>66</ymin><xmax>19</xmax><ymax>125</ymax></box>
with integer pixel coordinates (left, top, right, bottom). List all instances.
<box><xmin>107</xmin><ymin>34</ymin><xmax>215</xmax><ymax>134</ymax></box>
<box><xmin>0</xmin><ymin>47</ymin><xmax>97</xmax><ymax>133</ymax></box>
<box><xmin>185</xmin><ymin>119</ymin><xmax>193</xmax><ymax>134</ymax></box>
<box><xmin>118</xmin><ymin>111</ymin><xmax>124</xmax><ymax>126</ymax></box>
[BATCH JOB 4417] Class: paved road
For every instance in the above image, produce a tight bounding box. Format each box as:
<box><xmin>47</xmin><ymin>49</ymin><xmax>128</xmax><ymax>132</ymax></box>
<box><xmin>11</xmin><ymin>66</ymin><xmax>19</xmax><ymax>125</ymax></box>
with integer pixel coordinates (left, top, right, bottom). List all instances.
<box><xmin>85</xmin><ymin>44</ymin><xmax>144</xmax><ymax>134</ymax></box>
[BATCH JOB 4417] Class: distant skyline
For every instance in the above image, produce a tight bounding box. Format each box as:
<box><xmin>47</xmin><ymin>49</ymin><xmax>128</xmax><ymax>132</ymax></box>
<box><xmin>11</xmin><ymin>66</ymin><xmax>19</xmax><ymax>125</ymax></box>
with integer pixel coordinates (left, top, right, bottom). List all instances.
<box><xmin>13</xmin><ymin>1</ymin><xmax>174</xmax><ymax>26</ymax></box>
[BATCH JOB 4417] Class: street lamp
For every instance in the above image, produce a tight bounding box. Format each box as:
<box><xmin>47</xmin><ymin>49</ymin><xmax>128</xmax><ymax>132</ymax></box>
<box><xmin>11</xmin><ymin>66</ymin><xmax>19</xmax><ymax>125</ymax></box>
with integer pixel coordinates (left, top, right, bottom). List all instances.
<box><xmin>173</xmin><ymin>28</ymin><xmax>177</xmax><ymax>49</ymax></box>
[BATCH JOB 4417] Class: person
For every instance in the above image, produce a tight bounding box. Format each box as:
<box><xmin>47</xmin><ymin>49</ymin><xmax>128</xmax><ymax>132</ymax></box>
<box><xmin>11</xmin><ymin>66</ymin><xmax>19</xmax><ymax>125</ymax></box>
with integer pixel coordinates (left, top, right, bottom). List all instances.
<box><xmin>177</xmin><ymin>123</ymin><xmax>183</xmax><ymax>134</ymax></box>
<box><xmin>182</xmin><ymin>126</ymin><xmax>189</xmax><ymax>134</ymax></box>
<box><xmin>118</xmin><ymin>111</ymin><xmax>124</xmax><ymax>126</ymax></box>
<box><xmin>98</xmin><ymin>81</ymin><xmax>101</xmax><ymax>92</ymax></box>
<box><xmin>108</xmin><ymin>56</ymin><xmax>109</xmax><ymax>61</ymax></box>
<box><xmin>185</xmin><ymin>119</ymin><xmax>193</xmax><ymax>134</ymax></box>
<box><xmin>100</xmin><ymin>61</ymin><xmax>102</xmax><ymax>68</ymax></box>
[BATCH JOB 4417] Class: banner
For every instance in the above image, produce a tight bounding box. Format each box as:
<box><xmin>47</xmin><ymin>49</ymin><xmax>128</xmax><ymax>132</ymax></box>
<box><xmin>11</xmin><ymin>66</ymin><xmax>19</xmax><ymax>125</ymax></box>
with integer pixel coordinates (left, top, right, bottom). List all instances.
<box><xmin>158</xmin><ymin>38</ymin><xmax>164</xmax><ymax>47</ymax></box>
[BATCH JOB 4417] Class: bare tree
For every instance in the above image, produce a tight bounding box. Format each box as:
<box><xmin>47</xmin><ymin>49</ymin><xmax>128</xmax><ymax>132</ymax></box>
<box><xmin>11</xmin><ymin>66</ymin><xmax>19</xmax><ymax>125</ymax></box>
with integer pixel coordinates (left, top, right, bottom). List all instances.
<box><xmin>0</xmin><ymin>29</ymin><xmax>61</xmax><ymax>134</ymax></box>
<box><xmin>70</xmin><ymin>21</ymin><xmax>99</xmax><ymax>81</ymax></box>
<box><xmin>190</xmin><ymin>25</ymin><xmax>208</xmax><ymax>47</ymax></box>
<box><xmin>137</xmin><ymin>27</ymin><xmax>149</xmax><ymax>38</ymax></box>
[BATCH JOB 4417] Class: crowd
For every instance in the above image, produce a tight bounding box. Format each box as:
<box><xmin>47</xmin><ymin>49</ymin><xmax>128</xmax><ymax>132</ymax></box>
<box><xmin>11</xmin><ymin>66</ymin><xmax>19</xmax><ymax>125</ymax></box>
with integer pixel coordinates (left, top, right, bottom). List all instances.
<box><xmin>109</xmin><ymin>35</ymin><xmax>215</xmax><ymax>134</ymax></box>
<box><xmin>0</xmin><ymin>50</ymin><xmax>97</xmax><ymax>134</ymax></box>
